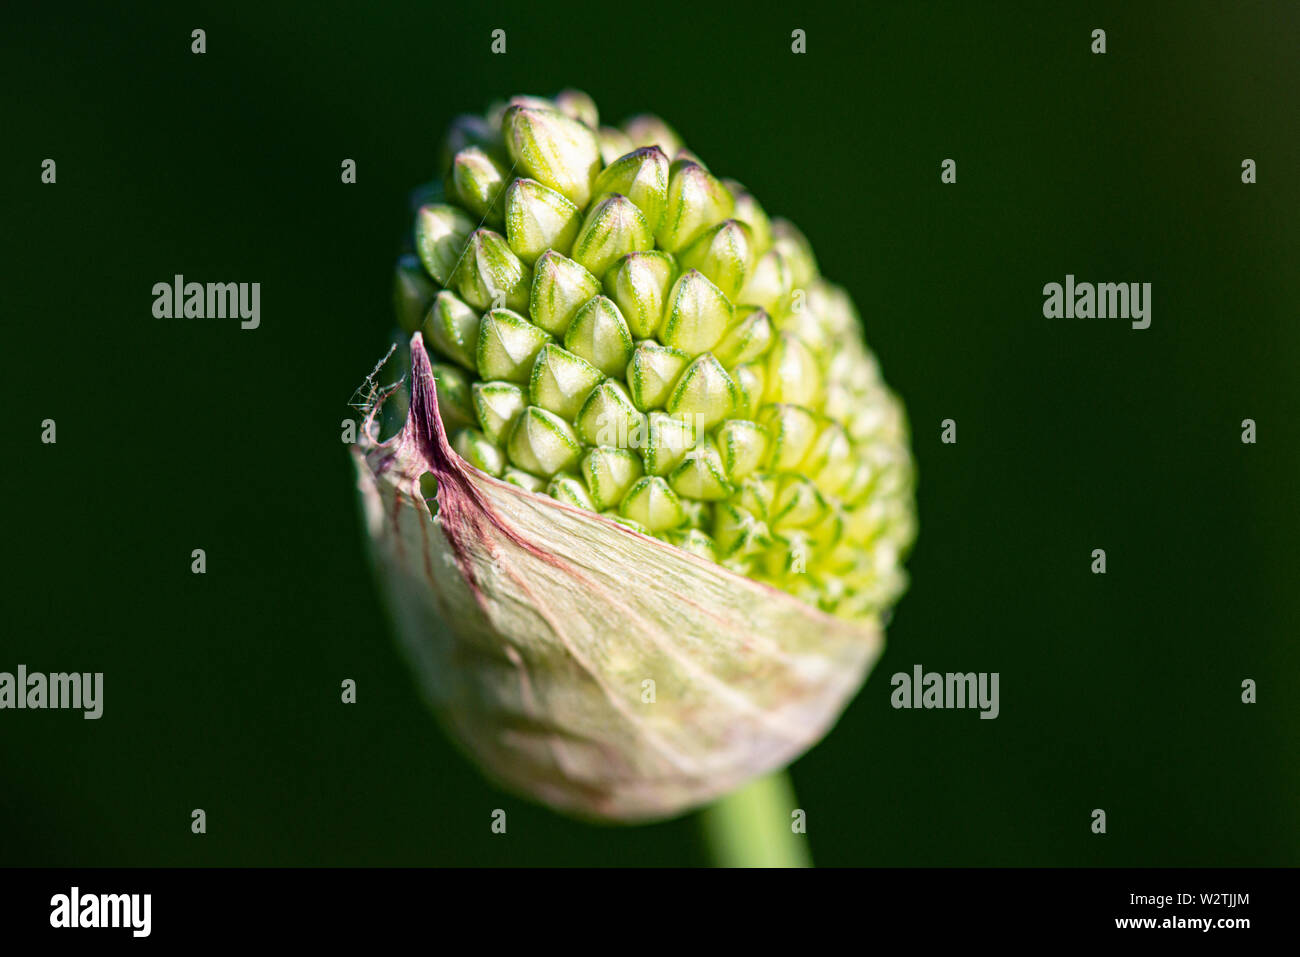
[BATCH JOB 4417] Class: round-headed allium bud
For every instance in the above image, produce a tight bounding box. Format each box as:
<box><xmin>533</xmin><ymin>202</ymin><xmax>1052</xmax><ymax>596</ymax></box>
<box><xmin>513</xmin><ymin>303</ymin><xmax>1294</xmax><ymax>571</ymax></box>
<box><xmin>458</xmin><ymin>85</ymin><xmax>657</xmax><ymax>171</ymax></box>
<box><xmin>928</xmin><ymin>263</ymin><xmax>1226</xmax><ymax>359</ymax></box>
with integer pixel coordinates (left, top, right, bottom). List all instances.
<box><xmin>357</xmin><ymin>91</ymin><xmax>916</xmax><ymax>822</ymax></box>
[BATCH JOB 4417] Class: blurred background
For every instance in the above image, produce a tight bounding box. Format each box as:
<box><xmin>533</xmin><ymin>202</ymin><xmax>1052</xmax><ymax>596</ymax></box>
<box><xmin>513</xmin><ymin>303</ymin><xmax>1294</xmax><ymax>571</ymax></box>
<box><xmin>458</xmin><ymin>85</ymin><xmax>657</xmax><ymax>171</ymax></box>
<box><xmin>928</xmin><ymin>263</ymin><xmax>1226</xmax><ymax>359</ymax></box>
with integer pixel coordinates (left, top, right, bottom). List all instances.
<box><xmin>2</xmin><ymin>0</ymin><xmax>1296</xmax><ymax>865</ymax></box>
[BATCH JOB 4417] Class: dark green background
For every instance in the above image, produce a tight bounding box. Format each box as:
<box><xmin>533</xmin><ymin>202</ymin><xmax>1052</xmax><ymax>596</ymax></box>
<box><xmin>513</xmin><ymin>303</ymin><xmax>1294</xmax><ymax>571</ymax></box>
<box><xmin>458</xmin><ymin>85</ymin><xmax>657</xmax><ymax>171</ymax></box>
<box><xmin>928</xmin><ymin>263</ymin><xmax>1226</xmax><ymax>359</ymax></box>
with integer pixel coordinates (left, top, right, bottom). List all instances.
<box><xmin>3</xmin><ymin>1</ymin><xmax>1296</xmax><ymax>866</ymax></box>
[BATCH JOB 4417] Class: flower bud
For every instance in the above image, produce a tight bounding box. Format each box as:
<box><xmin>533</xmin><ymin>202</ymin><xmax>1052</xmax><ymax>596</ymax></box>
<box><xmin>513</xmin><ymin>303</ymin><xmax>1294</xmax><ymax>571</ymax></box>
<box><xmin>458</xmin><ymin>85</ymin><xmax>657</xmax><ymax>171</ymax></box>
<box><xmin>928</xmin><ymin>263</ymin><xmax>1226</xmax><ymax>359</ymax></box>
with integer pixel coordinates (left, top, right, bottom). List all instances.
<box><xmin>475</xmin><ymin>308</ymin><xmax>550</xmax><ymax>383</ymax></box>
<box><xmin>548</xmin><ymin>471</ymin><xmax>596</xmax><ymax>510</ymax></box>
<box><xmin>453</xmin><ymin>428</ymin><xmax>505</xmax><ymax>477</ymax></box>
<box><xmin>570</xmin><ymin>194</ymin><xmax>654</xmax><ymax>279</ymax></box>
<box><xmin>627</xmin><ymin>341</ymin><xmax>689</xmax><ymax>412</ymax></box>
<box><xmin>666</xmin><ymin>353</ymin><xmax>740</xmax><ymax>431</ymax></box>
<box><xmin>455</xmin><ymin>229</ymin><xmax>533</xmax><ymax>312</ymax></box>
<box><xmin>471</xmin><ymin>380</ymin><xmax>526</xmax><ymax>445</ymax></box>
<box><xmin>590</xmin><ymin>147</ymin><xmax>670</xmax><ymax>234</ymax></box>
<box><xmin>715</xmin><ymin>419</ymin><xmax>770</xmax><ymax>480</ymax></box>
<box><xmin>422</xmin><ymin>290</ymin><xmax>480</xmax><ymax>372</ymax></box>
<box><xmin>642</xmin><ymin>411</ymin><xmax>697</xmax><ymax>476</ymax></box>
<box><xmin>677</xmin><ymin>219</ymin><xmax>753</xmax><ymax>301</ymax></box>
<box><xmin>620</xmin><ymin>476</ymin><xmax>685</xmax><ymax>531</ymax></box>
<box><xmin>661</xmin><ymin>269</ymin><xmax>733</xmax><ymax>355</ymax></box>
<box><xmin>529</xmin><ymin>250</ymin><xmax>602</xmax><ymax>335</ymax></box>
<box><xmin>770</xmin><ymin>475</ymin><xmax>828</xmax><ymax>530</ymax></box>
<box><xmin>430</xmin><ymin>361</ymin><xmax>475</xmax><ymax>430</ymax></box>
<box><xmin>580</xmin><ymin>445</ymin><xmax>644</xmax><ymax>510</ymax></box>
<box><xmin>801</xmin><ymin>421</ymin><xmax>854</xmax><ymax>494</ymax></box>
<box><xmin>554</xmin><ymin>89</ymin><xmax>599</xmax><ymax>128</ymax></box>
<box><xmin>739</xmin><ymin>248</ymin><xmax>795</xmax><ymax>313</ymax></box>
<box><xmin>669</xmin><ymin>440</ymin><xmax>732</xmax><ymax>501</ymax></box>
<box><xmin>563</xmin><ymin>295</ymin><xmax>634</xmax><ymax>376</ymax></box>
<box><xmin>733</xmin><ymin>473</ymin><xmax>777</xmax><ymax>520</ymax></box>
<box><xmin>621</xmin><ymin>113</ymin><xmax>684</xmax><ymax>158</ymax></box>
<box><xmin>763</xmin><ymin>332</ymin><xmax>822</xmax><ymax>407</ymax></box>
<box><xmin>771</xmin><ymin>218</ymin><xmax>818</xmax><ymax>287</ymax></box>
<box><xmin>712</xmin><ymin>502</ymin><xmax>774</xmax><ymax>559</ymax></box>
<box><xmin>724</xmin><ymin>180</ymin><xmax>774</xmax><ymax>253</ymax></box>
<box><xmin>503</xmin><ymin>105</ymin><xmax>602</xmax><ymax>208</ymax></box>
<box><xmin>449</xmin><ymin>146</ymin><xmax>509</xmax><ymax>227</ymax></box>
<box><xmin>604</xmin><ymin>251</ymin><xmax>675</xmax><ymax>339</ymax></box>
<box><xmin>506</xmin><ymin>405</ymin><xmax>582</xmax><ymax>476</ymax></box>
<box><xmin>414</xmin><ymin>204</ymin><xmax>475</xmax><ymax>285</ymax></box>
<box><xmin>713</xmin><ymin>307</ymin><xmax>774</xmax><ymax>368</ymax></box>
<box><xmin>656</xmin><ymin>160</ymin><xmax>734</xmax><ymax>252</ymax></box>
<box><xmin>664</xmin><ymin>528</ymin><xmax>718</xmax><ymax>562</ymax></box>
<box><xmin>441</xmin><ymin>113</ymin><xmax>505</xmax><ymax>169</ymax></box>
<box><xmin>529</xmin><ymin>344</ymin><xmax>603</xmax><ymax>420</ymax></box>
<box><xmin>575</xmin><ymin>380</ymin><xmax>644</xmax><ymax>448</ymax></box>
<box><xmin>732</xmin><ymin>362</ymin><xmax>766</xmax><ymax>419</ymax></box>
<box><xmin>758</xmin><ymin>403</ymin><xmax>820</xmax><ymax>471</ymax></box>
<box><xmin>394</xmin><ymin>253</ymin><xmax>436</xmax><ymax>335</ymax></box>
<box><xmin>501</xmin><ymin>466</ymin><xmax>546</xmax><ymax>493</ymax></box>
<box><xmin>596</xmin><ymin>126</ymin><xmax>636</xmax><ymax>166</ymax></box>
<box><xmin>504</xmin><ymin>178</ymin><xmax>582</xmax><ymax>265</ymax></box>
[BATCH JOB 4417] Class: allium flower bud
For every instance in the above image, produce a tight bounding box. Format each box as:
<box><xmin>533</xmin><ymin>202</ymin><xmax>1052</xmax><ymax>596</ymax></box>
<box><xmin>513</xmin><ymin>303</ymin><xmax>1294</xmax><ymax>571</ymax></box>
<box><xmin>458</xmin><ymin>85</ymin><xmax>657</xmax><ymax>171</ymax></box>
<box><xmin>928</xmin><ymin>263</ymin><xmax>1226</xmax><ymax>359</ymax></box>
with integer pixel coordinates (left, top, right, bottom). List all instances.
<box><xmin>355</xmin><ymin>91</ymin><xmax>915</xmax><ymax>822</ymax></box>
<box><xmin>503</xmin><ymin>105</ymin><xmax>602</xmax><ymax>209</ymax></box>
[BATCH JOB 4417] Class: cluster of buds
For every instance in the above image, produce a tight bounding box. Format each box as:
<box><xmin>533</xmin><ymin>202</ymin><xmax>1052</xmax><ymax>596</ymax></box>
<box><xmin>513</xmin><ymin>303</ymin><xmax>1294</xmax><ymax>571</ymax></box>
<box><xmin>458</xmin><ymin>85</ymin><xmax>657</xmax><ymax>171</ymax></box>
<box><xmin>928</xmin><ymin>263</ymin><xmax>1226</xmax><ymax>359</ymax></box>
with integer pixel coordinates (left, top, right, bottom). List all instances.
<box><xmin>355</xmin><ymin>91</ymin><xmax>915</xmax><ymax>820</ymax></box>
<box><xmin>391</xmin><ymin>91</ymin><xmax>915</xmax><ymax>620</ymax></box>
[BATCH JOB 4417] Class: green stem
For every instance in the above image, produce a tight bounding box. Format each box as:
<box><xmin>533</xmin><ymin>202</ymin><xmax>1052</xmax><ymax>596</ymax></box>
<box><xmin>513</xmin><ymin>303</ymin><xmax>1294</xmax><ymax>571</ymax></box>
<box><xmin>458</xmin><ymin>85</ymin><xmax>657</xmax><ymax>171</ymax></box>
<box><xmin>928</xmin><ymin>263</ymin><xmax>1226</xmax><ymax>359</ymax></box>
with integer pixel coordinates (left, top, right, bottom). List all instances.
<box><xmin>699</xmin><ymin>770</ymin><xmax>811</xmax><ymax>867</ymax></box>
